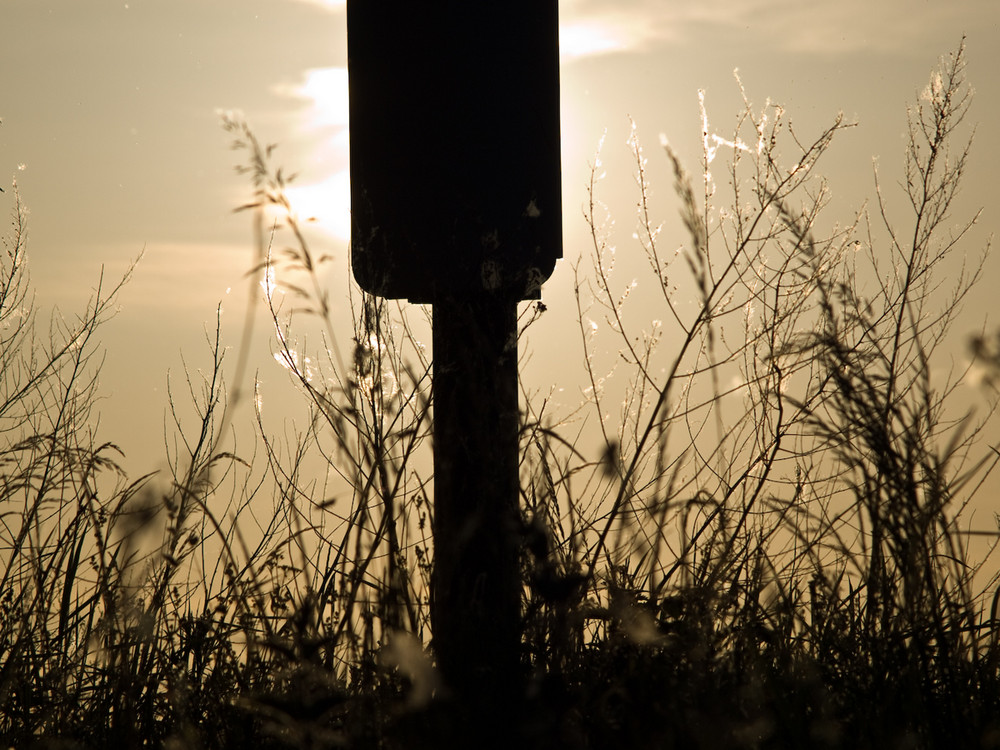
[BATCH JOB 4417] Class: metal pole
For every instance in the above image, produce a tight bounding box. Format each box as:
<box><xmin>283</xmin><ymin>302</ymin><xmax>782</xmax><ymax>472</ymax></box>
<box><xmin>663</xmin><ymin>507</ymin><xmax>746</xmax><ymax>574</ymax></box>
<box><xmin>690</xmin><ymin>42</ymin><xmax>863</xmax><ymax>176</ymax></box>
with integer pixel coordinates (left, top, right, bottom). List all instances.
<box><xmin>431</xmin><ymin>293</ymin><xmax>522</xmax><ymax>705</ymax></box>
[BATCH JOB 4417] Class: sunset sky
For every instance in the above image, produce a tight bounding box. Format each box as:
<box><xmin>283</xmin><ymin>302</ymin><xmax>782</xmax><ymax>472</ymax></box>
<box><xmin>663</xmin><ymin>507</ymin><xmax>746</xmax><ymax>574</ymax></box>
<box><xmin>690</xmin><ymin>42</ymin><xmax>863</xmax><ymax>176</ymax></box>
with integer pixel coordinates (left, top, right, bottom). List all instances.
<box><xmin>2</xmin><ymin>0</ymin><xmax>998</xmax><ymax>477</ymax></box>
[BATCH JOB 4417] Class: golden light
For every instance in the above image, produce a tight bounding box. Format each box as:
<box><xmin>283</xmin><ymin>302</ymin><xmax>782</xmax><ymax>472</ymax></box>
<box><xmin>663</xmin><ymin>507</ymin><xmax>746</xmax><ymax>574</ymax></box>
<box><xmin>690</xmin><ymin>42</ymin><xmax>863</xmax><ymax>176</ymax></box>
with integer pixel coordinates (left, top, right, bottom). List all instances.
<box><xmin>271</xmin><ymin>67</ymin><xmax>351</xmax><ymax>242</ymax></box>
<box><xmin>560</xmin><ymin>21</ymin><xmax>628</xmax><ymax>60</ymax></box>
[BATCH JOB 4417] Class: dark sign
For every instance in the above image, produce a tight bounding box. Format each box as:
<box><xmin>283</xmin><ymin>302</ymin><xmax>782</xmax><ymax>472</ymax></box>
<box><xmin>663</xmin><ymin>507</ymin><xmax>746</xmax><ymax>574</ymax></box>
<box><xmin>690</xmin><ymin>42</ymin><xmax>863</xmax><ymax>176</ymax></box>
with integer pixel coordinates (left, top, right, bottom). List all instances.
<box><xmin>347</xmin><ymin>2</ymin><xmax>562</xmax><ymax>302</ymax></box>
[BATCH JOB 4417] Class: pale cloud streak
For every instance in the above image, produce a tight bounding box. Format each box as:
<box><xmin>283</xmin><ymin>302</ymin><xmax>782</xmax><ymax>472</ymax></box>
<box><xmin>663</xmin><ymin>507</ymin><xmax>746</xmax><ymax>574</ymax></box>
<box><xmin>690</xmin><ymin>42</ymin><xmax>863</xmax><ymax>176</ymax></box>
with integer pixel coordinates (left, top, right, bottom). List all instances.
<box><xmin>560</xmin><ymin>0</ymin><xmax>990</xmax><ymax>60</ymax></box>
<box><xmin>285</xmin><ymin>0</ymin><xmax>344</xmax><ymax>11</ymax></box>
<box><xmin>560</xmin><ymin>6</ymin><xmax>676</xmax><ymax>61</ymax></box>
<box><xmin>271</xmin><ymin>68</ymin><xmax>351</xmax><ymax>241</ymax></box>
<box><xmin>272</xmin><ymin>67</ymin><xmax>350</xmax><ymax>130</ymax></box>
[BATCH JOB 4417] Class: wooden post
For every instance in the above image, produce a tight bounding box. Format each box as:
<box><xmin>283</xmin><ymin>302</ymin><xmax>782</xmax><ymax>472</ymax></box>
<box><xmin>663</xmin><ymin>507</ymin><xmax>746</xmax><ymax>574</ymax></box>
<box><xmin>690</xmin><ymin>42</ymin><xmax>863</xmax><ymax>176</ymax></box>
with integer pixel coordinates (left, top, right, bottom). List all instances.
<box><xmin>431</xmin><ymin>294</ymin><xmax>522</xmax><ymax>702</ymax></box>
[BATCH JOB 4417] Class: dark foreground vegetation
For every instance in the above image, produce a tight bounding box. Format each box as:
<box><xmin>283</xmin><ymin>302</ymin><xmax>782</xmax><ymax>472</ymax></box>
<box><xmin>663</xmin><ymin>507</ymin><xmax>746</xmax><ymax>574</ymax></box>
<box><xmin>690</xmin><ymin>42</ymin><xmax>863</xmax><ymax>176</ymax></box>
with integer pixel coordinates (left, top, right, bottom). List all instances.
<box><xmin>3</xmin><ymin>43</ymin><xmax>1000</xmax><ymax>748</ymax></box>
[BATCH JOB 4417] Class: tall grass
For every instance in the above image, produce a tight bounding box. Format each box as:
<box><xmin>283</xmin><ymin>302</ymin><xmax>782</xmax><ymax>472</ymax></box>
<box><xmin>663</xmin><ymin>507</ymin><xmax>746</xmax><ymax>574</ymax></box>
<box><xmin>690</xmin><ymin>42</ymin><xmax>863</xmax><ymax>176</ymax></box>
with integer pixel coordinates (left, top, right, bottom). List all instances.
<box><xmin>2</xmin><ymin>41</ymin><xmax>999</xmax><ymax>749</ymax></box>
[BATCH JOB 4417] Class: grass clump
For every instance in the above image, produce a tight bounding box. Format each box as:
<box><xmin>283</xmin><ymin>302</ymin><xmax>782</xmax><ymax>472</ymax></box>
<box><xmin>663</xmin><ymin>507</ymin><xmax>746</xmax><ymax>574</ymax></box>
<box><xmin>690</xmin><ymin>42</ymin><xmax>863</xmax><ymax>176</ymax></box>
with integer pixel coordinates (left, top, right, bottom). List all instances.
<box><xmin>2</xmin><ymin>41</ymin><xmax>999</xmax><ymax>749</ymax></box>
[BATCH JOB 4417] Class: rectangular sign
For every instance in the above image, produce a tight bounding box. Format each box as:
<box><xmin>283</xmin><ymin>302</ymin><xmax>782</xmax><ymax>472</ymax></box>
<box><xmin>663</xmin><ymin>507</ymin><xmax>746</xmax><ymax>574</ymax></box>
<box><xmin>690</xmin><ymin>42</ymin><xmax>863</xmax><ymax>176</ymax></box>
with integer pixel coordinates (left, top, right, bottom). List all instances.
<box><xmin>347</xmin><ymin>2</ymin><xmax>562</xmax><ymax>302</ymax></box>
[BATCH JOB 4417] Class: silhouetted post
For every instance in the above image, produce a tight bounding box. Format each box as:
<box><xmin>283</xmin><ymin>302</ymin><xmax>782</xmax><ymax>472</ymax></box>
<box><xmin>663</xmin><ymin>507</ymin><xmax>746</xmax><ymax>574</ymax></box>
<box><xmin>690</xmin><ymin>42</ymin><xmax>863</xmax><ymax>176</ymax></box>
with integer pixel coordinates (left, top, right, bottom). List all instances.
<box><xmin>347</xmin><ymin>0</ymin><xmax>561</xmax><ymax>712</ymax></box>
<box><xmin>431</xmin><ymin>294</ymin><xmax>521</xmax><ymax>700</ymax></box>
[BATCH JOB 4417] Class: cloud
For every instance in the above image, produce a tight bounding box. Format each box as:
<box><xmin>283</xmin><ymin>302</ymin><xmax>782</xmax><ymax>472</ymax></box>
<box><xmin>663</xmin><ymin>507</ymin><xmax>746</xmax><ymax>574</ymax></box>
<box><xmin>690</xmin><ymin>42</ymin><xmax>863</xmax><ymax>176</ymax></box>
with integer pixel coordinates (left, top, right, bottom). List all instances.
<box><xmin>560</xmin><ymin>9</ymin><xmax>677</xmax><ymax>61</ymax></box>
<box><xmin>284</xmin><ymin>0</ymin><xmax>345</xmax><ymax>11</ymax></box>
<box><xmin>558</xmin><ymin>0</ymin><xmax>678</xmax><ymax>61</ymax></box>
<box><xmin>271</xmin><ymin>67</ymin><xmax>349</xmax><ymax>130</ymax></box>
<box><xmin>284</xmin><ymin>170</ymin><xmax>352</xmax><ymax>242</ymax></box>
<box><xmin>560</xmin><ymin>0</ymin><xmax>990</xmax><ymax>61</ymax></box>
<box><xmin>270</xmin><ymin>68</ymin><xmax>351</xmax><ymax>243</ymax></box>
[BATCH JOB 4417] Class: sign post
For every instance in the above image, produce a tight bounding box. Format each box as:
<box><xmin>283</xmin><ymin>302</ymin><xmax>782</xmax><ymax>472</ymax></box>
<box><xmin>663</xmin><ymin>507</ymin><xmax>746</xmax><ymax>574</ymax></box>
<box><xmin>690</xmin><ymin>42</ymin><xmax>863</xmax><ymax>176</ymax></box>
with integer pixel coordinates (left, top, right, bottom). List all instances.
<box><xmin>347</xmin><ymin>0</ymin><xmax>561</xmax><ymax>711</ymax></box>
<box><xmin>430</xmin><ymin>294</ymin><xmax>521</xmax><ymax>699</ymax></box>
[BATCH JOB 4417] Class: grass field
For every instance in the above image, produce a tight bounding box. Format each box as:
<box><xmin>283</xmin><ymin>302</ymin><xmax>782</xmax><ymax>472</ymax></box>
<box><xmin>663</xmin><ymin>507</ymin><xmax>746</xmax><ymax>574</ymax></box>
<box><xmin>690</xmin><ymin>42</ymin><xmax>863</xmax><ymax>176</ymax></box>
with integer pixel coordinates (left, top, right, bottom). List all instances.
<box><xmin>2</xmin><ymin>42</ymin><xmax>999</xmax><ymax>749</ymax></box>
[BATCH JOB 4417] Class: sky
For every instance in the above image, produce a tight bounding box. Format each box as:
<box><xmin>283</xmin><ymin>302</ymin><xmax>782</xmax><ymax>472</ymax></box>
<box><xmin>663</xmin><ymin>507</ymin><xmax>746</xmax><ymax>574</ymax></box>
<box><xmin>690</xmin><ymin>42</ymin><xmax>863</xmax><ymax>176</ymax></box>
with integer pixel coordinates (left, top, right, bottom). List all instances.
<box><xmin>2</xmin><ymin>0</ymin><xmax>999</xmax><ymax>483</ymax></box>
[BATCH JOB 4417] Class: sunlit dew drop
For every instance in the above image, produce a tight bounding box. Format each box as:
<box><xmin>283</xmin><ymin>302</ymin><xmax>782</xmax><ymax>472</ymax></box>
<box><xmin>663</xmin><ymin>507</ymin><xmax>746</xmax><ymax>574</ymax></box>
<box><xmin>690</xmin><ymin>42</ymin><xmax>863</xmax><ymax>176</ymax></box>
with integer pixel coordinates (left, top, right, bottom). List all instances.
<box><xmin>274</xmin><ymin>348</ymin><xmax>299</xmax><ymax>372</ymax></box>
<box><xmin>260</xmin><ymin>266</ymin><xmax>277</xmax><ymax>299</ymax></box>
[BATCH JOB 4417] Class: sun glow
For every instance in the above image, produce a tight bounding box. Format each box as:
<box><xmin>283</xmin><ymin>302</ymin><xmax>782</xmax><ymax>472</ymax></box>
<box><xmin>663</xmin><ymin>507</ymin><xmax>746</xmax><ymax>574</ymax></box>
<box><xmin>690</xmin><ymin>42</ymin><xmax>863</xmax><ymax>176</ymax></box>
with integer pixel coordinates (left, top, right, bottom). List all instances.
<box><xmin>560</xmin><ymin>22</ymin><xmax>627</xmax><ymax>60</ymax></box>
<box><xmin>283</xmin><ymin>170</ymin><xmax>352</xmax><ymax>242</ymax></box>
<box><xmin>272</xmin><ymin>67</ymin><xmax>351</xmax><ymax>243</ymax></box>
<box><xmin>273</xmin><ymin>67</ymin><xmax>349</xmax><ymax>130</ymax></box>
